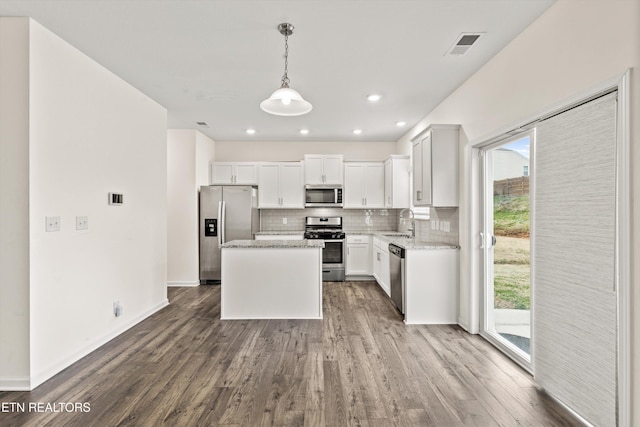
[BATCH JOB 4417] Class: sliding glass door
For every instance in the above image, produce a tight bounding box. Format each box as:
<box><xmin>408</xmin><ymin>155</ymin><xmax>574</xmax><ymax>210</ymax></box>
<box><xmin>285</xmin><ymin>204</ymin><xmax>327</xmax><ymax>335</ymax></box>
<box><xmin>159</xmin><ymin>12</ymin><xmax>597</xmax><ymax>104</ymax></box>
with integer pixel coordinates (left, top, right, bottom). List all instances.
<box><xmin>481</xmin><ymin>132</ymin><xmax>532</xmax><ymax>369</ymax></box>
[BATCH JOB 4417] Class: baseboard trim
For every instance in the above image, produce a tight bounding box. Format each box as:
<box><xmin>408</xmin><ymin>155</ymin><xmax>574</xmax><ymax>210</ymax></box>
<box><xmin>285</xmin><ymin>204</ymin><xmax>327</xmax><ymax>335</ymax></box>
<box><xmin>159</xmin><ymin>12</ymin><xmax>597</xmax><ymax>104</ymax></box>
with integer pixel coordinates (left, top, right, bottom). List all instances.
<box><xmin>0</xmin><ymin>377</ymin><xmax>31</xmax><ymax>391</ymax></box>
<box><xmin>28</xmin><ymin>298</ymin><xmax>169</xmax><ymax>390</ymax></box>
<box><xmin>167</xmin><ymin>280</ymin><xmax>200</xmax><ymax>287</ymax></box>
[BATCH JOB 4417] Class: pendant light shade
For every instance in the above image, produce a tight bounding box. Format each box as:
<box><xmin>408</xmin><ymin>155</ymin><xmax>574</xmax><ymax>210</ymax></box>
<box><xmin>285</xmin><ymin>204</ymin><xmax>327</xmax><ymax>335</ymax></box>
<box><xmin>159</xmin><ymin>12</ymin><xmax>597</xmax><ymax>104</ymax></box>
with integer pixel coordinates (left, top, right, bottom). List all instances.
<box><xmin>260</xmin><ymin>87</ymin><xmax>312</xmax><ymax>116</ymax></box>
<box><xmin>260</xmin><ymin>23</ymin><xmax>312</xmax><ymax>116</ymax></box>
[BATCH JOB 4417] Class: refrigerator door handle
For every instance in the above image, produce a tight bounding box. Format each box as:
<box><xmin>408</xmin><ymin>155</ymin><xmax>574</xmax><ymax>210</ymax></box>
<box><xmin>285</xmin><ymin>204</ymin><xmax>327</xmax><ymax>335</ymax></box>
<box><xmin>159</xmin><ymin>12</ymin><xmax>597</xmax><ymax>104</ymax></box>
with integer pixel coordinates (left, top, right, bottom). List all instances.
<box><xmin>217</xmin><ymin>201</ymin><xmax>223</xmax><ymax>247</ymax></box>
<box><xmin>221</xmin><ymin>201</ymin><xmax>226</xmax><ymax>244</ymax></box>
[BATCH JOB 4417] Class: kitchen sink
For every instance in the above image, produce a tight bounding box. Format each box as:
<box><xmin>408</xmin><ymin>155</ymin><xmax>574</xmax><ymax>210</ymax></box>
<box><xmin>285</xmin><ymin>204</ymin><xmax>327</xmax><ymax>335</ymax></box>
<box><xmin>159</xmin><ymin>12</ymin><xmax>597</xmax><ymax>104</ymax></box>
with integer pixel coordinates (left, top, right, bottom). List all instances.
<box><xmin>382</xmin><ymin>233</ymin><xmax>412</xmax><ymax>238</ymax></box>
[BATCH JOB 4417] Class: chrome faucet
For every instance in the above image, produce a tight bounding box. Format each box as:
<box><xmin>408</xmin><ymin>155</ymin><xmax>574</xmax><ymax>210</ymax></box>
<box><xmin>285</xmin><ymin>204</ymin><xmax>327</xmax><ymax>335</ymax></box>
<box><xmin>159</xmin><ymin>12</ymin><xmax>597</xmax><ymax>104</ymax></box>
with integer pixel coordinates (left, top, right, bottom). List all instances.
<box><xmin>399</xmin><ymin>208</ymin><xmax>415</xmax><ymax>238</ymax></box>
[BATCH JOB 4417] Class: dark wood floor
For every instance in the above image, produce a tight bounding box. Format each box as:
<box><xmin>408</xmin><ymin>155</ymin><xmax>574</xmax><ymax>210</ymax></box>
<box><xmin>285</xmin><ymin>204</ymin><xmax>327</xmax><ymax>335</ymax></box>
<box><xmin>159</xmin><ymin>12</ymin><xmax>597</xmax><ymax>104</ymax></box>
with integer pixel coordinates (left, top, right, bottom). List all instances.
<box><xmin>0</xmin><ymin>282</ymin><xmax>580</xmax><ymax>427</ymax></box>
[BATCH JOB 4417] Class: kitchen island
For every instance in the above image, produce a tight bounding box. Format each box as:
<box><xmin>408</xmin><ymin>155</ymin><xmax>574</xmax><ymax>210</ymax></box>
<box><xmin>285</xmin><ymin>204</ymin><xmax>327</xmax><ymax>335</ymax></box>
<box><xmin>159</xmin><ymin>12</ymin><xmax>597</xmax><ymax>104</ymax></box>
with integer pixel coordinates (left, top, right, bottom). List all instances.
<box><xmin>220</xmin><ymin>239</ymin><xmax>324</xmax><ymax>319</ymax></box>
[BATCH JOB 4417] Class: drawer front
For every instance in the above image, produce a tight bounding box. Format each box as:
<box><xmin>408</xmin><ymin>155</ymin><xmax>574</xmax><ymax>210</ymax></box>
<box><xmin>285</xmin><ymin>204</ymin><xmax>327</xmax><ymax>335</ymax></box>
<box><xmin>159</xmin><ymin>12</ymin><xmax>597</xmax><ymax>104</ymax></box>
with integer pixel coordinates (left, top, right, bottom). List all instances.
<box><xmin>347</xmin><ymin>235</ymin><xmax>371</xmax><ymax>244</ymax></box>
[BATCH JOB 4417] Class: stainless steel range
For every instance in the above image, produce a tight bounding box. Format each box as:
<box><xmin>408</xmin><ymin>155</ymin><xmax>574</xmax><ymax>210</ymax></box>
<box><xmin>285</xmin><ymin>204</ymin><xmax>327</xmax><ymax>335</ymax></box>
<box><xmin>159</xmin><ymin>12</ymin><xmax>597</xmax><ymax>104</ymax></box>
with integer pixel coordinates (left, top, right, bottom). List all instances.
<box><xmin>304</xmin><ymin>216</ymin><xmax>345</xmax><ymax>282</ymax></box>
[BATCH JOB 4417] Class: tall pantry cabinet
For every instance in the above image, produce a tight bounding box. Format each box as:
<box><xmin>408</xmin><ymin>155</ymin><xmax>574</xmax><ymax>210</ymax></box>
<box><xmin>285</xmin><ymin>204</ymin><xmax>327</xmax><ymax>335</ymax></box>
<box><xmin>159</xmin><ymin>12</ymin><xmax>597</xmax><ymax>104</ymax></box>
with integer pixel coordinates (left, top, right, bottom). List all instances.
<box><xmin>412</xmin><ymin>125</ymin><xmax>459</xmax><ymax>207</ymax></box>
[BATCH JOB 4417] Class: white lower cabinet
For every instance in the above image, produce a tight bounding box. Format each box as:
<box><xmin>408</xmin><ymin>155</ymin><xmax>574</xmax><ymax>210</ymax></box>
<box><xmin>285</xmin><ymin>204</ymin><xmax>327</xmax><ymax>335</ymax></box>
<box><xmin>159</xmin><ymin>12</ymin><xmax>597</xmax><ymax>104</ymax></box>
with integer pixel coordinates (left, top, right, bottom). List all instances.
<box><xmin>372</xmin><ymin>237</ymin><xmax>390</xmax><ymax>296</ymax></box>
<box><xmin>404</xmin><ymin>248</ymin><xmax>459</xmax><ymax>324</ymax></box>
<box><xmin>346</xmin><ymin>235</ymin><xmax>372</xmax><ymax>276</ymax></box>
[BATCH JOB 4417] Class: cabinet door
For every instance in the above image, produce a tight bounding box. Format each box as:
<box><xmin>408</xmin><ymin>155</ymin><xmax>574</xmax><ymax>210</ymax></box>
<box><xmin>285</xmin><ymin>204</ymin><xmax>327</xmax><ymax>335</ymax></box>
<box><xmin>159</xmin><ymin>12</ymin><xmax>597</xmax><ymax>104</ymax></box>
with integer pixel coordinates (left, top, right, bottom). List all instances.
<box><xmin>304</xmin><ymin>155</ymin><xmax>325</xmax><ymax>185</ymax></box>
<box><xmin>346</xmin><ymin>244</ymin><xmax>371</xmax><ymax>275</ymax></box>
<box><xmin>364</xmin><ymin>164</ymin><xmax>385</xmax><ymax>208</ymax></box>
<box><xmin>322</xmin><ymin>155</ymin><xmax>344</xmax><ymax>184</ymax></box>
<box><xmin>211</xmin><ymin>163</ymin><xmax>234</xmax><ymax>184</ymax></box>
<box><xmin>343</xmin><ymin>164</ymin><xmax>365</xmax><ymax>208</ymax></box>
<box><xmin>384</xmin><ymin>159</ymin><xmax>392</xmax><ymax>208</ymax></box>
<box><xmin>258</xmin><ymin>163</ymin><xmax>281</xmax><ymax>208</ymax></box>
<box><xmin>420</xmin><ymin>133</ymin><xmax>433</xmax><ymax>205</ymax></box>
<box><xmin>380</xmin><ymin>250</ymin><xmax>390</xmax><ymax>295</ymax></box>
<box><xmin>412</xmin><ymin>141</ymin><xmax>423</xmax><ymax>205</ymax></box>
<box><xmin>235</xmin><ymin>163</ymin><xmax>258</xmax><ymax>185</ymax></box>
<box><xmin>372</xmin><ymin>248</ymin><xmax>382</xmax><ymax>282</ymax></box>
<box><xmin>279</xmin><ymin>163</ymin><xmax>304</xmax><ymax>208</ymax></box>
<box><xmin>431</xmin><ymin>134</ymin><xmax>459</xmax><ymax>206</ymax></box>
<box><xmin>412</xmin><ymin>134</ymin><xmax>432</xmax><ymax>206</ymax></box>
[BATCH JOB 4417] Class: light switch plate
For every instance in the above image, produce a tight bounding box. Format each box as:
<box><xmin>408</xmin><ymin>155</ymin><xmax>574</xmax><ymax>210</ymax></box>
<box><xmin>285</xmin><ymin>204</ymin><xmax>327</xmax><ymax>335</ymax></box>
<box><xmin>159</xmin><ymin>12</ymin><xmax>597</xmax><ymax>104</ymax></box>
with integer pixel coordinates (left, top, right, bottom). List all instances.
<box><xmin>46</xmin><ymin>216</ymin><xmax>61</xmax><ymax>232</ymax></box>
<box><xmin>76</xmin><ymin>216</ymin><xmax>88</xmax><ymax>230</ymax></box>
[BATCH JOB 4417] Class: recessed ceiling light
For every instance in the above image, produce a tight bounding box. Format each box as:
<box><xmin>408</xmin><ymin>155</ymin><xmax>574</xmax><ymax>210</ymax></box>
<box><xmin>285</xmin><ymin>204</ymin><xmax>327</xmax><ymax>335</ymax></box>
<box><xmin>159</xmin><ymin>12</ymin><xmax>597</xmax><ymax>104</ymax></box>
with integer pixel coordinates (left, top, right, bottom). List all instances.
<box><xmin>396</xmin><ymin>121</ymin><xmax>406</xmax><ymax>127</ymax></box>
<box><xmin>300</xmin><ymin>129</ymin><xmax>309</xmax><ymax>135</ymax></box>
<box><xmin>353</xmin><ymin>129</ymin><xmax>363</xmax><ymax>135</ymax></box>
<box><xmin>246</xmin><ymin>128</ymin><xmax>256</xmax><ymax>135</ymax></box>
<box><xmin>196</xmin><ymin>121</ymin><xmax>210</xmax><ymax>128</ymax></box>
<box><xmin>367</xmin><ymin>94</ymin><xmax>381</xmax><ymax>102</ymax></box>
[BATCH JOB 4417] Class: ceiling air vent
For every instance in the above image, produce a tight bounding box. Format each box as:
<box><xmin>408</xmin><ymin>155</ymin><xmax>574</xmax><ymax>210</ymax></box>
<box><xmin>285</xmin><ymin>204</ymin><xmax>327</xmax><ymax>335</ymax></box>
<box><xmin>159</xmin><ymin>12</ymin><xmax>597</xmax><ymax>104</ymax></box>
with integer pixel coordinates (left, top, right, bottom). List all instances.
<box><xmin>196</xmin><ymin>121</ymin><xmax>210</xmax><ymax>128</ymax></box>
<box><xmin>446</xmin><ymin>33</ymin><xmax>485</xmax><ymax>56</ymax></box>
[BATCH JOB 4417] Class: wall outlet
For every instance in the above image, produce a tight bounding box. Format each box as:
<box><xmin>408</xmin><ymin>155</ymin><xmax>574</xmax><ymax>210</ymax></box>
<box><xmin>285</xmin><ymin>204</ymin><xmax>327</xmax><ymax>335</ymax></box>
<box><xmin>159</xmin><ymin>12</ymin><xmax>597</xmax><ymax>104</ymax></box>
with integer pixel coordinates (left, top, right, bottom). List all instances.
<box><xmin>46</xmin><ymin>216</ymin><xmax>61</xmax><ymax>232</ymax></box>
<box><xmin>282</xmin><ymin>218</ymin><xmax>287</xmax><ymax>225</ymax></box>
<box><xmin>113</xmin><ymin>301</ymin><xmax>123</xmax><ymax>317</ymax></box>
<box><xmin>443</xmin><ymin>221</ymin><xmax>450</xmax><ymax>232</ymax></box>
<box><xmin>76</xmin><ymin>216</ymin><xmax>88</xmax><ymax>230</ymax></box>
<box><xmin>431</xmin><ymin>220</ymin><xmax>438</xmax><ymax>230</ymax></box>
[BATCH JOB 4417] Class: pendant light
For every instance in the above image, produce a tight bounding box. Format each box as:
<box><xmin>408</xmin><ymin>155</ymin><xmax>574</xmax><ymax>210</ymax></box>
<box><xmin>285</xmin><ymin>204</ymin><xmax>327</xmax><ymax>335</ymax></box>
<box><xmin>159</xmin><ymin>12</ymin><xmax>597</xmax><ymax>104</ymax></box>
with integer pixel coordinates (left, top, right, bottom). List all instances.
<box><xmin>260</xmin><ymin>23</ymin><xmax>313</xmax><ymax>116</ymax></box>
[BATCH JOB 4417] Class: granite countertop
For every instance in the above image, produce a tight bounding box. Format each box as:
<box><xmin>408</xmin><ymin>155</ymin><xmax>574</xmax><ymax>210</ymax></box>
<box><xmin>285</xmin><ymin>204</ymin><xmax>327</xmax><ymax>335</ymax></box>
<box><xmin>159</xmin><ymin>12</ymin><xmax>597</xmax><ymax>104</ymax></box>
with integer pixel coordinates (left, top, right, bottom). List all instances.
<box><xmin>348</xmin><ymin>231</ymin><xmax>459</xmax><ymax>250</ymax></box>
<box><xmin>255</xmin><ymin>231</ymin><xmax>305</xmax><ymax>235</ymax></box>
<box><xmin>383</xmin><ymin>236</ymin><xmax>460</xmax><ymax>250</ymax></box>
<box><xmin>222</xmin><ymin>239</ymin><xmax>324</xmax><ymax>249</ymax></box>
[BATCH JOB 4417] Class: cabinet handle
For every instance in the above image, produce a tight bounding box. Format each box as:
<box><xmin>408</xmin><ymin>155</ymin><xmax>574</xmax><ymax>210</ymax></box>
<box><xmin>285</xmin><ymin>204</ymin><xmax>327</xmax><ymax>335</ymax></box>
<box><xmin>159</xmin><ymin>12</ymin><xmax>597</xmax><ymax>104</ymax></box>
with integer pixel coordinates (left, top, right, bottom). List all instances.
<box><xmin>417</xmin><ymin>190</ymin><xmax>422</xmax><ymax>201</ymax></box>
<box><xmin>377</xmin><ymin>252</ymin><xmax>381</xmax><ymax>261</ymax></box>
<box><xmin>347</xmin><ymin>247</ymin><xmax>350</xmax><ymax>255</ymax></box>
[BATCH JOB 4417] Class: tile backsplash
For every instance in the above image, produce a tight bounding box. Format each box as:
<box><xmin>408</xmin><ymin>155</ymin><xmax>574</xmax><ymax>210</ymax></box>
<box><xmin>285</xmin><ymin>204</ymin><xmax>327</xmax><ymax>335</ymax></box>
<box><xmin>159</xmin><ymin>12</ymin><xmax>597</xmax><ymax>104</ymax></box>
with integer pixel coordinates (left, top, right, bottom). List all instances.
<box><xmin>260</xmin><ymin>207</ymin><xmax>459</xmax><ymax>245</ymax></box>
<box><xmin>413</xmin><ymin>207</ymin><xmax>459</xmax><ymax>245</ymax></box>
<box><xmin>260</xmin><ymin>208</ymin><xmax>399</xmax><ymax>232</ymax></box>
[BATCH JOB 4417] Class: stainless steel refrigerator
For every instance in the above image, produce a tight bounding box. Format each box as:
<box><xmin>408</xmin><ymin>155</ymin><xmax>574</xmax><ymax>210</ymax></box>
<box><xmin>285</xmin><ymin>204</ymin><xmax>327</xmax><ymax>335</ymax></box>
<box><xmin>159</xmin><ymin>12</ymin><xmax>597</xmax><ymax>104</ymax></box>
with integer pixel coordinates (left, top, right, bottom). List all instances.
<box><xmin>199</xmin><ymin>185</ymin><xmax>259</xmax><ymax>283</ymax></box>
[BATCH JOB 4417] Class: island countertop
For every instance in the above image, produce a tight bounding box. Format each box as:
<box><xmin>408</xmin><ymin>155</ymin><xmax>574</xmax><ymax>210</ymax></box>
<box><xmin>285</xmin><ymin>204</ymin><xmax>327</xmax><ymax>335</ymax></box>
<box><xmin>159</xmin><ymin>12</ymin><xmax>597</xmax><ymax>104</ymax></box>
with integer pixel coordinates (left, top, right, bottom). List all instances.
<box><xmin>221</xmin><ymin>239</ymin><xmax>324</xmax><ymax>249</ymax></box>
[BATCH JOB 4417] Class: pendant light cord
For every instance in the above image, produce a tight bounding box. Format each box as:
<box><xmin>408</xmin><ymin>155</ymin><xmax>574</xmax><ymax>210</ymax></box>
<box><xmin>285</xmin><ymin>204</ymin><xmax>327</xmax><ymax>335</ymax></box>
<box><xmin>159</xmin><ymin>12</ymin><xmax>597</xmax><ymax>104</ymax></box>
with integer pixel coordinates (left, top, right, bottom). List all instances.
<box><xmin>281</xmin><ymin>33</ymin><xmax>290</xmax><ymax>88</ymax></box>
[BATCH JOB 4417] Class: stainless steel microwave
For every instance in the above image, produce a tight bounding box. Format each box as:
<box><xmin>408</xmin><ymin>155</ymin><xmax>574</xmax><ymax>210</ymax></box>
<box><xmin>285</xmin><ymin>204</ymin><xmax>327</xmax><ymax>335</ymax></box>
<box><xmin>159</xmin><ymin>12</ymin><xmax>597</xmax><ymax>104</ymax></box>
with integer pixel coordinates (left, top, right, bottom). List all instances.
<box><xmin>305</xmin><ymin>185</ymin><xmax>343</xmax><ymax>207</ymax></box>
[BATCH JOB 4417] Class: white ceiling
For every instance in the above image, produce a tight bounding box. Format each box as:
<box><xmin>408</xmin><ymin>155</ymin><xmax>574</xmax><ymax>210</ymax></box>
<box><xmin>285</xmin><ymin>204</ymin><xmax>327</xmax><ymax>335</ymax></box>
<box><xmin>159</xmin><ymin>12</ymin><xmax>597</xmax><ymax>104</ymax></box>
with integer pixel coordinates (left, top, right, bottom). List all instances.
<box><xmin>0</xmin><ymin>0</ymin><xmax>555</xmax><ymax>142</ymax></box>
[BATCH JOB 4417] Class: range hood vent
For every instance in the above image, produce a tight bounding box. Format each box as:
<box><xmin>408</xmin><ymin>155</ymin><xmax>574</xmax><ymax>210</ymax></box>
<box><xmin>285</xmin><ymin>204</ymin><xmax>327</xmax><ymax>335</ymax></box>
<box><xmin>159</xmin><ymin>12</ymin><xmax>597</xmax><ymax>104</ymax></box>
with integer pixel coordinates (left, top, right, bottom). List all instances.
<box><xmin>447</xmin><ymin>33</ymin><xmax>484</xmax><ymax>56</ymax></box>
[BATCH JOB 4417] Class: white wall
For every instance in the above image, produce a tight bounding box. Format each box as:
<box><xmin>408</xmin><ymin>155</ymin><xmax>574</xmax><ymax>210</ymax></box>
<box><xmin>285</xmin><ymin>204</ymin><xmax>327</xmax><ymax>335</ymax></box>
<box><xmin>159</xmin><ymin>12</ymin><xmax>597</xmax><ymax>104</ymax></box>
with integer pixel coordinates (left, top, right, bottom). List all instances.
<box><xmin>396</xmin><ymin>0</ymin><xmax>639</xmax><ymax>422</ymax></box>
<box><xmin>0</xmin><ymin>18</ymin><xmax>31</xmax><ymax>389</ymax></box>
<box><xmin>167</xmin><ymin>129</ymin><xmax>215</xmax><ymax>285</ymax></box>
<box><xmin>0</xmin><ymin>17</ymin><xmax>169</xmax><ymax>390</ymax></box>
<box><xmin>214</xmin><ymin>140</ymin><xmax>397</xmax><ymax>162</ymax></box>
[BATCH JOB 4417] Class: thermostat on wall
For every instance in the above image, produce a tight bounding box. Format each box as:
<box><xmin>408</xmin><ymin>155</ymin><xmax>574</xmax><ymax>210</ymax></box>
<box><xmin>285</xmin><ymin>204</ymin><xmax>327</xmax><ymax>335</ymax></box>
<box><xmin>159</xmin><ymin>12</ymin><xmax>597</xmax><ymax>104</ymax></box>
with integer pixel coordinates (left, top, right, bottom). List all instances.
<box><xmin>108</xmin><ymin>193</ymin><xmax>124</xmax><ymax>205</ymax></box>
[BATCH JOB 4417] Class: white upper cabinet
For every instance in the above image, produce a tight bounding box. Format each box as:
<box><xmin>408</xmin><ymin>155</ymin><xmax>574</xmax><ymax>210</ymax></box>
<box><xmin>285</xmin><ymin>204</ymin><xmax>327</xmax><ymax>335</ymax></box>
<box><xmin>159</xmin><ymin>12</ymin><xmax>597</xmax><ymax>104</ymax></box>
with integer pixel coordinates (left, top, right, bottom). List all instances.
<box><xmin>304</xmin><ymin>154</ymin><xmax>343</xmax><ymax>185</ymax></box>
<box><xmin>211</xmin><ymin>162</ymin><xmax>258</xmax><ymax>185</ymax></box>
<box><xmin>343</xmin><ymin>162</ymin><xmax>385</xmax><ymax>208</ymax></box>
<box><xmin>384</xmin><ymin>155</ymin><xmax>410</xmax><ymax>208</ymax></box>
<box><xmin>258</xmin><ymin>162</ymin><xmax>304</xmax><ymax>208</ymax></box>
<box><xmin>412</xmin><ymin>125</ymin><xmax>459</xmax><ymax>207</ymax></box>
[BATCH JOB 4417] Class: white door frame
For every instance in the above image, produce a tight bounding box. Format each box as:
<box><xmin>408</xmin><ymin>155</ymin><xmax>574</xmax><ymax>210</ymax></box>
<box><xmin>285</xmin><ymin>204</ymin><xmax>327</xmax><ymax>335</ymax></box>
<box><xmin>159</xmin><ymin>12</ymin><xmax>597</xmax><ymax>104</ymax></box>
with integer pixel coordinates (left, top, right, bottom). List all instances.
<box><xmin>478</xmin><ymin>130</ymin><xmax>534</xmax><ymax>373</ymax></box>
<box><xmin>468</xmin><ymin>69</ymin><xmax>630</xmax><ymax>426</ymax></box>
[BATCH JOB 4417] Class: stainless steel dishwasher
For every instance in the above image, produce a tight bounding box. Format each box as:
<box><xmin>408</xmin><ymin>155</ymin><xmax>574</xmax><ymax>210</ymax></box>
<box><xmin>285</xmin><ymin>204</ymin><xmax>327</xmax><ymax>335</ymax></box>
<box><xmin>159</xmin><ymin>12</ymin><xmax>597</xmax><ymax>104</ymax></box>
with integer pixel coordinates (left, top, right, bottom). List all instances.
<box><xmin>389</xmin><ymin>244</ymin><xmax>405</xmax><ymax>314</ymax></box>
